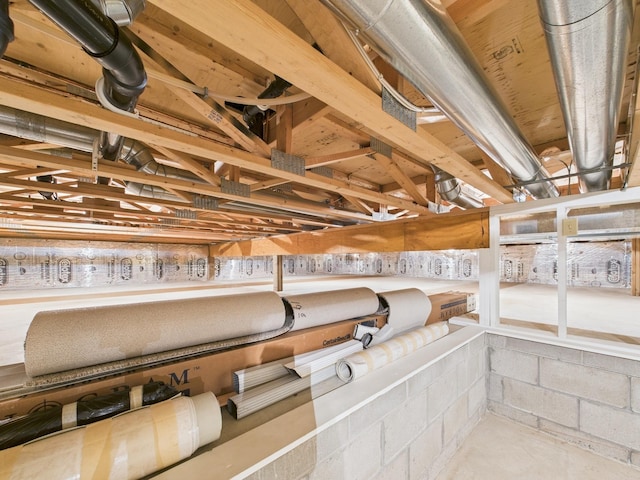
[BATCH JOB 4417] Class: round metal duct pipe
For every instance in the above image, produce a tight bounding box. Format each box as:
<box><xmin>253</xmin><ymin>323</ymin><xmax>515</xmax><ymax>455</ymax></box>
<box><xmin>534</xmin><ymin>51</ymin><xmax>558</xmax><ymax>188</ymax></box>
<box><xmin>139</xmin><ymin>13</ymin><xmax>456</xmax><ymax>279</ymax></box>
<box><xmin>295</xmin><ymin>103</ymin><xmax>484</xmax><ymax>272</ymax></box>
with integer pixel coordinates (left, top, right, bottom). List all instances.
<box><xmin>322</xmin><ymin>0</ymin><xmax>559</xmax><ymax>199</ymax></box>
<box><xmin>539</xmin><ymin>0</ymin><xmax>635</xmax><ymax>192</ymax></box>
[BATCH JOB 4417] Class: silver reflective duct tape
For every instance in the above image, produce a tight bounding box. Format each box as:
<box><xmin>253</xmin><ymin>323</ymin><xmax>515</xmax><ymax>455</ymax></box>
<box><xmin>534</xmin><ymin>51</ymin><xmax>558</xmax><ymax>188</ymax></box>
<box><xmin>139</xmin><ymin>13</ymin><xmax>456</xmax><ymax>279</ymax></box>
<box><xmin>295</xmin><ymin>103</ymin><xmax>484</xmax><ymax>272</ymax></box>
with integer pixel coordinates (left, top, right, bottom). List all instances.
<box><xmin>336</xmin><ymin>322</ymin><xmax>450</xmax><ymax>383</ymax></box>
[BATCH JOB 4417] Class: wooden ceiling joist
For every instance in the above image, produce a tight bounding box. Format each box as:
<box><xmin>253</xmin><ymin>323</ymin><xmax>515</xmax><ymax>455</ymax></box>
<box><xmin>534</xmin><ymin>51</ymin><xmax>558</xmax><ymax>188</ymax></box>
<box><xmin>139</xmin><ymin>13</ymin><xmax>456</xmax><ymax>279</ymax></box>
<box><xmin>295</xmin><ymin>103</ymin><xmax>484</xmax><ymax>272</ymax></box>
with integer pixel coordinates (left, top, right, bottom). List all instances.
<box><xmin>147</xmin><ymin>0</ymin><xmax>512</xmax><ymax>204</ymax></box>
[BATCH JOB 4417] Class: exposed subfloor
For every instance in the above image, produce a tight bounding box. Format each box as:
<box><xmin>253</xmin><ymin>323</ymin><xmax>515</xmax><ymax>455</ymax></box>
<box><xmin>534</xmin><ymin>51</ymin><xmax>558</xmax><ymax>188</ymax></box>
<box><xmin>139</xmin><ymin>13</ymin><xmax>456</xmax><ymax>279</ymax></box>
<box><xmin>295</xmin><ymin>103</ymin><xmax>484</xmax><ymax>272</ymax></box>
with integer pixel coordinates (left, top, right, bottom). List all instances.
<box><xmin>435</xmin><ymin>413</ymin><xmax>640</xmax><ymax>480</ymax></box>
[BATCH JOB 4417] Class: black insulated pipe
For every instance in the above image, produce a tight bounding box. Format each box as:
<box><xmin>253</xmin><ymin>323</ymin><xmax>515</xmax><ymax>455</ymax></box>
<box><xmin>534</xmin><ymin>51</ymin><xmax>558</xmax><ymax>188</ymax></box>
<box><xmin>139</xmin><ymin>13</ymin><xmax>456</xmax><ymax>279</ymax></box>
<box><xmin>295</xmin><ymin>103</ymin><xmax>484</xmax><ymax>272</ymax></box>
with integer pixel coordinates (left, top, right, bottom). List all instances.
<box><xmin>29</xmin><ymin>0</ymin><xmax>146</xmax><ymax>162</ymax></box>
<box><xmin>243</xmin><ymin>76</ymin><xmax>293</xmax><ymax>137</ymax></box>
<box><xmin>0</xmin><ymin>0</ymin><xmax>14</xmax><ymax>58</ymax></box>
<box><xmin>28</xmin><ymin>0</ymin><xmax>146</xmax><ymax>112</ymax></box>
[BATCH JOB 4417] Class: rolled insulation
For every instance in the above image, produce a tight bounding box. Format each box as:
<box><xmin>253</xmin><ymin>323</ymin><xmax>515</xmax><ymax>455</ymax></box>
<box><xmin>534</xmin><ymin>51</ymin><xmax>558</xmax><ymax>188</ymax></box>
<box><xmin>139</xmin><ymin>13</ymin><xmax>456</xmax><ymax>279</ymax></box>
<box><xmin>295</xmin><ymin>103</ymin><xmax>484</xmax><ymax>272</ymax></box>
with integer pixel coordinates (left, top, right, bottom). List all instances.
<box><xmin>0</xmin><ymin>392</ymin><xmax>222</xmax><ymax>480</ymax></box>
<box><xmin>336</xmin><ymin>322</ymin><xmax>449</xmax><ymax>383</ymax></box>
<box><xmin>285</xmin><ymin>287</ymin><xmax>380</xmax><ymax>331</ymax></box>
<box><xmin>0</xmin><ymin>381</ymin><xmax>177</xmax><ymax>450</ymax></box>
<box><xmin>377</xmin><ymin>288</ymin><xmax>432</xmax><ymax>333</ymax></box>
<box><xmin>24</xmin><ymin>291</ymin><xmax>287</xmax><ymax>377</ymax></box>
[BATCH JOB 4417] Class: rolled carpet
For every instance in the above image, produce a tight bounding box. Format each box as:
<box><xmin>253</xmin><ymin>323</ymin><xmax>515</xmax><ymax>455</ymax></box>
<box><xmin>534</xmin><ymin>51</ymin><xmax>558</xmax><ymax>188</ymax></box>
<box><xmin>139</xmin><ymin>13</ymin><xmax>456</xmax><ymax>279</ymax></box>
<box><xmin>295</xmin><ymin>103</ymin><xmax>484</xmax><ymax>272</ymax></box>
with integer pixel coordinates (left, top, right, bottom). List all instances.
<box><xmin>24</xmin><ymin>291</ymin><xmax>287</xmax><ymax>377</ymax></box>
<box><xmin>284</xmin><ymin>287</ymin><xmax>380</xmax><ymax>331</ymax></box>
<box><xmin>336</xmin><ymin>322</ymin><xmax>449</xmax><ymax>383</ymax></box>
<box><xmin>0</xmin><ymin>392</ymin><xmax>221</xmax><ymax>480</ymax></box>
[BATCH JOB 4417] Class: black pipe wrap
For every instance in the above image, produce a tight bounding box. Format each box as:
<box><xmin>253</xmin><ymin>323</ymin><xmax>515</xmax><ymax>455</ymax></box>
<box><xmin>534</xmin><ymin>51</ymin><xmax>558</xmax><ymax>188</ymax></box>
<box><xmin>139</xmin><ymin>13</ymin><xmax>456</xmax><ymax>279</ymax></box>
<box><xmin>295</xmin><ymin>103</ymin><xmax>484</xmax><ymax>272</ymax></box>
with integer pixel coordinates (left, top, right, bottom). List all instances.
<box><xmin>0</xmin><ymin>0</ymin><xmax>14</xmax><ymax>58</ymax></box>
<box><xmin>0</xmin><ymin>381</ymin><xmax>177</xmax><ymax>450</ymax></box>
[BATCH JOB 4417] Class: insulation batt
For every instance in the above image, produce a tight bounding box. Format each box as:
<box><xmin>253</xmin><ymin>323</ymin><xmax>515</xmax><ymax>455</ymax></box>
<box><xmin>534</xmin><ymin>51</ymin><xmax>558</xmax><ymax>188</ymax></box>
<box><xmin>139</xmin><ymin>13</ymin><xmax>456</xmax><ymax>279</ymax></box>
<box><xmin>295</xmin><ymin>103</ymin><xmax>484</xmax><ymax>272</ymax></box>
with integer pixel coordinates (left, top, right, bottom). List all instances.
<box><xmin>336</xmin><ymin>322</ymin><xmax>449</xmax><ymax>382</ymax></box>
<box><xmin>0</xmin><ymin>392</ymin><xmax>222</xmax><ymax>480</ymax></box>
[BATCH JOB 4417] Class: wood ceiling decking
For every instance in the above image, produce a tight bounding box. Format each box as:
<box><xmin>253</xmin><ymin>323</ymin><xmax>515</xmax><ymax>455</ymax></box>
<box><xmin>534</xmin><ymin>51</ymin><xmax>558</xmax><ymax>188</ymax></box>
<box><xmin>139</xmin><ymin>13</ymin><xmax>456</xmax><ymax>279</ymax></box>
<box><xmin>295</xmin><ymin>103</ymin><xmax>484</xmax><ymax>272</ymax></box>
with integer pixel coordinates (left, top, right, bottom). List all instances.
<box><xmin>0</xmin><ymin>0</ymin><xmax>638</xmax><ymax>244</ymax></box>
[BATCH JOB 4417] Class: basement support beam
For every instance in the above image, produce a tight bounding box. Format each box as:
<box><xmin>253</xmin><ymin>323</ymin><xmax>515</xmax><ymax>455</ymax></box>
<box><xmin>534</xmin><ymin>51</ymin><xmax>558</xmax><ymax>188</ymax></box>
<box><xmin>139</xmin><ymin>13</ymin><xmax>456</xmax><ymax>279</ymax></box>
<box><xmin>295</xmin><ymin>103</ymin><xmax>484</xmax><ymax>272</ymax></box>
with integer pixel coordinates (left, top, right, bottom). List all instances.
<box><xmin>210</xmin><ymin>209</ymin><xmax>489</xmax><ymax>257</ymax></box>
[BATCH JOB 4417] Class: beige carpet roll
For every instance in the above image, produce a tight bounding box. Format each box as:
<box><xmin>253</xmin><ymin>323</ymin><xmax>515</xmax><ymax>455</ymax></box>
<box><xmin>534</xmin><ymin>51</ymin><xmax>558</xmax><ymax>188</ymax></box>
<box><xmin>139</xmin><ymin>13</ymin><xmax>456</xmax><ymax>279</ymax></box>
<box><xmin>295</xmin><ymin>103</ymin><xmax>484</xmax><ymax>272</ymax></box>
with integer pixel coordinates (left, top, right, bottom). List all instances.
<box><xmin>285</xmin><ymin>287</ymin><xmax>380</xmax><ymax>331</ymax></box>
<box><xmin>377</xmin><ymin>288</ymin><xmax>432</xmax><ymax>333</ymax></box>
<box><xmin>25</xmin><ymin>291</ymin><xmax>286</xmax><ymax>377</ymax></box>
<box><xmin>0</xmin><ymin>392</ymin><xmax>221</xmax><ymax>480</ymax></box>
<box><xmin>336</xmin><ymin>322</ymin><xmax>449</xmax><ymax>383</ymax></box>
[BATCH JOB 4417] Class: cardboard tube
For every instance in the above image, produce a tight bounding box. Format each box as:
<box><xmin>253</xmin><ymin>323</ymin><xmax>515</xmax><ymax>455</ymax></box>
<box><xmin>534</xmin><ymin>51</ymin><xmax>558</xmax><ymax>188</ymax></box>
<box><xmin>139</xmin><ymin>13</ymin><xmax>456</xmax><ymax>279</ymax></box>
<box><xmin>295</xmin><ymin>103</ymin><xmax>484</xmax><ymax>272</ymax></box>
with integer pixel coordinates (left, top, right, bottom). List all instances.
<box><xmin>0</xmin><ymin>393</ymin><xmax>221</xmax><ymax>480</ymax></box>
<box><xmin>24</xmin><ymin>291</ymin><xmax>286</xmax><ymax>377</ymax></box>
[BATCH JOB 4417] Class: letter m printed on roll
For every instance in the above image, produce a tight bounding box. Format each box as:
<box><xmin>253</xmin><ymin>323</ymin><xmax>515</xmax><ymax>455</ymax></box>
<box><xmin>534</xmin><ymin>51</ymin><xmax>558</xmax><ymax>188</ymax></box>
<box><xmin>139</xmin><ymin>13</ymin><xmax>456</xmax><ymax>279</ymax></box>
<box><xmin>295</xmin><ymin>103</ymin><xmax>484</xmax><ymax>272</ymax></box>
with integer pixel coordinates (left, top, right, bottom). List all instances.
<box><xmin>168</xmin><ymin>368</ymin><xmax>191</xmax><ymax>396</ymax></box>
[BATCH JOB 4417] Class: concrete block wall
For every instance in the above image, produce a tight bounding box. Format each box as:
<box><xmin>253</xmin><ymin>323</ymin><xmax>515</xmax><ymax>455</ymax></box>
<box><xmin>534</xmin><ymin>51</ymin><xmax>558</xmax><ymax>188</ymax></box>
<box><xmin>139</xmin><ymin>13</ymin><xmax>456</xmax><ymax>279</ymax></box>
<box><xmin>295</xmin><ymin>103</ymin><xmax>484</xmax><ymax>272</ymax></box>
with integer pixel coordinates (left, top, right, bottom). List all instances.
<box><xmin>488</xmin><ymin>333</ymin><xmax>640</xmax><ymax>467</ymax></box>
<box><xmin>245</xmin><ymin>333</ymin><xmax>487</xmax><ymax>480</ymax></box>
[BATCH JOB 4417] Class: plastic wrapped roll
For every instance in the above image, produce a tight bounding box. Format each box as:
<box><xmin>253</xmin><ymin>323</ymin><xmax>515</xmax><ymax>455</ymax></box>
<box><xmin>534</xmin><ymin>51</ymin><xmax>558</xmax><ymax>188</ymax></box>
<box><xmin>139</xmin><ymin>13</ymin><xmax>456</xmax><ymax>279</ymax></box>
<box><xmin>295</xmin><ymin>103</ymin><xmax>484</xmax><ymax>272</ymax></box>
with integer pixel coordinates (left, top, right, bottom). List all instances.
<box><xmin>336</xmin><ymin>322</ymin><xmax>449</xmax><ymax>383</ymax></box>
<box><xmin>0</xmin><ymin>392</ymin><xmax>221</xmax><ymax>480</ymax></box>
<box><xmin>0</xmin><ymin>382</ymin><xmax>177</xmax><ymax>450</ymax></box>
<box><xmin>377</xmin><ymin>288</ymin><xmax>432</xmax><ymax>333</ymax></box>
<box><xmin>284</xmin><ymin>287</ymin><xmax>380</xmax><ymax>331</ymax></box>
<box><xmin>25</xmin><ymin>291</ymin><xmax>287</xmax><ymax>377</ymax></box>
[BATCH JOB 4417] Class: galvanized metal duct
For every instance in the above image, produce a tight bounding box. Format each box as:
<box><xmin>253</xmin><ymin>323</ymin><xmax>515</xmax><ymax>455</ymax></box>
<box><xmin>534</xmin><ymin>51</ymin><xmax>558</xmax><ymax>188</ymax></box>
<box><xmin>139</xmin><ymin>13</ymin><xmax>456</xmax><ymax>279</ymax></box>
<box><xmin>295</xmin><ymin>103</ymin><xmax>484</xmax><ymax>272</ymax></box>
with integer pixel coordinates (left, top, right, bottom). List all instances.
<box><xmin>0</xmin><ymin>106</ymin><xmax>201</xmax><ymax>201</ymax></box>
<box><xmin>89</xmin><ymin>0</ymin><xmax>146</xmax><ymax>26</ymax></box>
<box><xmin>0</xmin><ymin>0</ymin><xmax>13</xmax><ymax>58</ymax></box>
<box><xmin>431</xmin><ymin>166</ymin><xmax>484</xmax><ymax>209</ymax></box>
<box><xmin>322</xmin><ymin>0</ymin><xmax>559</xmax><ymax>199</ymax></box>
<box><xmin>538</xmin><ymin>0</ymin><xmax>635</xmax><ymax>192</ymax></box>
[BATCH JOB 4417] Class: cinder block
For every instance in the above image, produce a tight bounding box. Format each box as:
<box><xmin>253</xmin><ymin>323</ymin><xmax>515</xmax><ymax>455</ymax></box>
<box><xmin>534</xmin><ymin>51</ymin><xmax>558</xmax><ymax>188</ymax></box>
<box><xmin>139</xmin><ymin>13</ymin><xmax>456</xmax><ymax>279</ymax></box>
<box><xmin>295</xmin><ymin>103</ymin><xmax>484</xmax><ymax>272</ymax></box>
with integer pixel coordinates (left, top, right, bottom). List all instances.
<box><xmin>631</xmin><ymin>451</ymin><xmax>640</xmax><ymax>469</ymax></box>
<box><xmin>345</xmin><ymin>422</ymin><xmax>382</xmax><ymax>480</ymax></box>
<box><xmin>316</xmin><ymin>417</ymin><xmax>349</xmax><ymax>461</ymax></box>
<box><xmin>633</xmin><ymin>378</ymin><xmax>640</xmax><ymax>413</ymax></box>
<box><xmin>583</xmin><ymin>352</ymin><xmax>640</xmax><ymax>377</ymax></box>
<box><xmin>488</xmin><ymin>401</ymin><xmax>538</xmax><ymax>428</ymax></box>
<box><xmin>374</xmin><ymin>449</ymin><xmax>408</xmax><ymax>480</ymax></box>
<box><xmin>443</xmin><ymin>393</ymin><xmax>468</xmax><ymax>446</ymax></box>
<box><xmin>503</xmin><ymin>378</ymin><xmax>578</xmax><ymax>428</ymax></box>
<box><xmin>428</xmin><ymin>366</ymin><xmax>458</xmax><ymax>422</ymax></box>
<box><xmin>490</xmin><ymin>348</ymin><xmax>539</xmax><ymax>385</ymax></box>
<box><xmin>581</xmin><ymin>401</ymin><xmax>640</xmax><ymax>451</ymax></box>
<box><xmin>457</xmin><ymin>360</ymin><xmax>470</xmax><ymax>393</ymax></box>
<box><xmin>504</xmin><ymin>337</ymin><xmax>582</xmax><ymax>364</ymax></box>
<box><xmin>467</xmin><ymin>333</ymin><xmax>486</xmax><ymax>357</ymax></box>
<box><xmin>466</xmin><ymin>345</ymin><xmax>486</xmax><ymax>387</ymax></box>
<box><xmin>409</xmin><ymin>417</ymin><xmax>442</xmax><ymax>479</ymax></box>
<box><xmin>383</xmin><ymin>391</ymin><xmax>428</xmax><ymax>461</ymax></box>
<box><xmin>468</xmin><ymin>377</ymin><xmax>487</xmax><ymax>417</ymax></box>
<box><xmin>540</xmin><ymin>358</ymin><xmax>629</xmax><ymax>408</ymax></box>
<box><xmin>487</xmin><ymin>333</ymin><xmax>506</xmax><ymax>348</ymax></box>
<box><xmin>349</xmin><ymin>383</ymin><xmax>406</xmax><ymax>438</ymax></box>
<box><xmin>309</xmin><ymin>451</ymin><xmax>345</xmax><ymax>480</ymax></box>
<box><xmin>259</xmin><ymin>437</ymin><xmax>317</xmax><ymax>480</ymax></box>
<box><xmin>487</xmin><ymin>373</ymin><xmax>503</xmax><ymax>403</ymax></box>
<box><xmin>540</xmin><ymin>419</ymin><xmax>631</xmax><ymax>464</ymax></box>
<box><xmin>408</xmin><ymin>360</ymin><xmax>445</xmax><ymax>397</ymax></box>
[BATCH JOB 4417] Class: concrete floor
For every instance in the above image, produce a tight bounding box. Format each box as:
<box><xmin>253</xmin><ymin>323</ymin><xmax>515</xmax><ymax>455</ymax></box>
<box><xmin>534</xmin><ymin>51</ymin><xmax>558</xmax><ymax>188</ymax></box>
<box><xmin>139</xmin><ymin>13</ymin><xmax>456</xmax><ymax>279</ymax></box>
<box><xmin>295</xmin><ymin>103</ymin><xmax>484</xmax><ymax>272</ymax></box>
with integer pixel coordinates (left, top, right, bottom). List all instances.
<box><xmin>436</xmin><ymin>414</ymin><xmax>640</xmax><ymax>480</ymax></box>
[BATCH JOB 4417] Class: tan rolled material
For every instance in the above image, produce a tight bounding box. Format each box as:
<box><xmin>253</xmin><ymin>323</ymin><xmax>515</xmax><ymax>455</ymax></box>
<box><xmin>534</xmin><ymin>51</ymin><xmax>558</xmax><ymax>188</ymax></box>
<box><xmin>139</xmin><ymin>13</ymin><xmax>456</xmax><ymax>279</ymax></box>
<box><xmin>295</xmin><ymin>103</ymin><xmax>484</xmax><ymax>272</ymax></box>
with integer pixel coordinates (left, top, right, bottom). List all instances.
<box><xmin>336</xmin><ymin>322</ymin><xmax>449</xmax><ymax>383</ymax></box>
<box><xmin>377</xmin><ymin>288</ymin><xmax>432</xmax><ymax>333</ymax></box>
<box><xmin>25</xmin><ymin>291</ymin><xmax>286</xmax><ymax>377</ymax></box>
<box><xmin>0</xmin><ymin>392</ymin><xmax>221</xmax><ymax>480</ymax></box>
<box><xmin>285</xmin><ymin>287</ymin><xmax>379</xmax><ymax>331</ymax></box>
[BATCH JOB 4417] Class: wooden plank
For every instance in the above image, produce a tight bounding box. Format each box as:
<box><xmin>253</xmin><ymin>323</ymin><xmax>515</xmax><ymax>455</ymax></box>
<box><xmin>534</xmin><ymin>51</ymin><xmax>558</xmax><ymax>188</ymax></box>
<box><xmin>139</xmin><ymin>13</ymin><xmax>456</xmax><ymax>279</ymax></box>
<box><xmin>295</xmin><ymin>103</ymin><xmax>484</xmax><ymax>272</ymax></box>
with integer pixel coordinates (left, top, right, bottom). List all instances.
<box><xmin>0</xmin><ymin>76</ymin><xmax>431</xmax><ymax>215</ymax></box>
<box><xmin>305</xmin><ymin>147</ymin><xmax>374</xmax><ymax>168</ymax></box>
<box><xmin>150</xmin><ymin>145</ymin><xmax>221</xmax><ymax>186</ymax></box>
<box><xmin>210</xmin><ymin>209</ymin><xmax>489</xmax><ymax>256</ymax></box>
<box><xmin>481</xmin><ymin>153</ymin><xmax>514</xmax><ymax>189</ymax></box>
<box><xmin>372</xmin><ymin>152</ymin><xmax>429</xmax><ymax>207</ymax></box>
<box><xmin>148</xmin><ymin>0</ymin><xmax>512</xmax><ymax>204</ymax></box>
<box><xmin>276</xmin><ymin>105</ymin><xmax>294</xmax><ymax>153</ymax></box>
<box><xmin>284</xmin><ymin>0</ymin><xmax>381</xmax><ymax>93</ymax></box>
<box><xmin>273</xmin><ymin>255</ymin><xmax>283</xmax><ymax>292</ymax></box>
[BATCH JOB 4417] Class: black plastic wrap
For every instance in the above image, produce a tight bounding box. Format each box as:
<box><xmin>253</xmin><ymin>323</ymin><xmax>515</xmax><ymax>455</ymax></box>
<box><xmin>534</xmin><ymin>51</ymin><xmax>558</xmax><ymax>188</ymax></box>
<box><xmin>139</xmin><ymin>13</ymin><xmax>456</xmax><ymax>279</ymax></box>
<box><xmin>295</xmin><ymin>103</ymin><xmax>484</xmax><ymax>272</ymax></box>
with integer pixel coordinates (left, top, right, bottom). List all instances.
<box><xmin>0</xmin><ymin>381</ymin><xmax>177</xmax><ymax>450</ymax></box>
